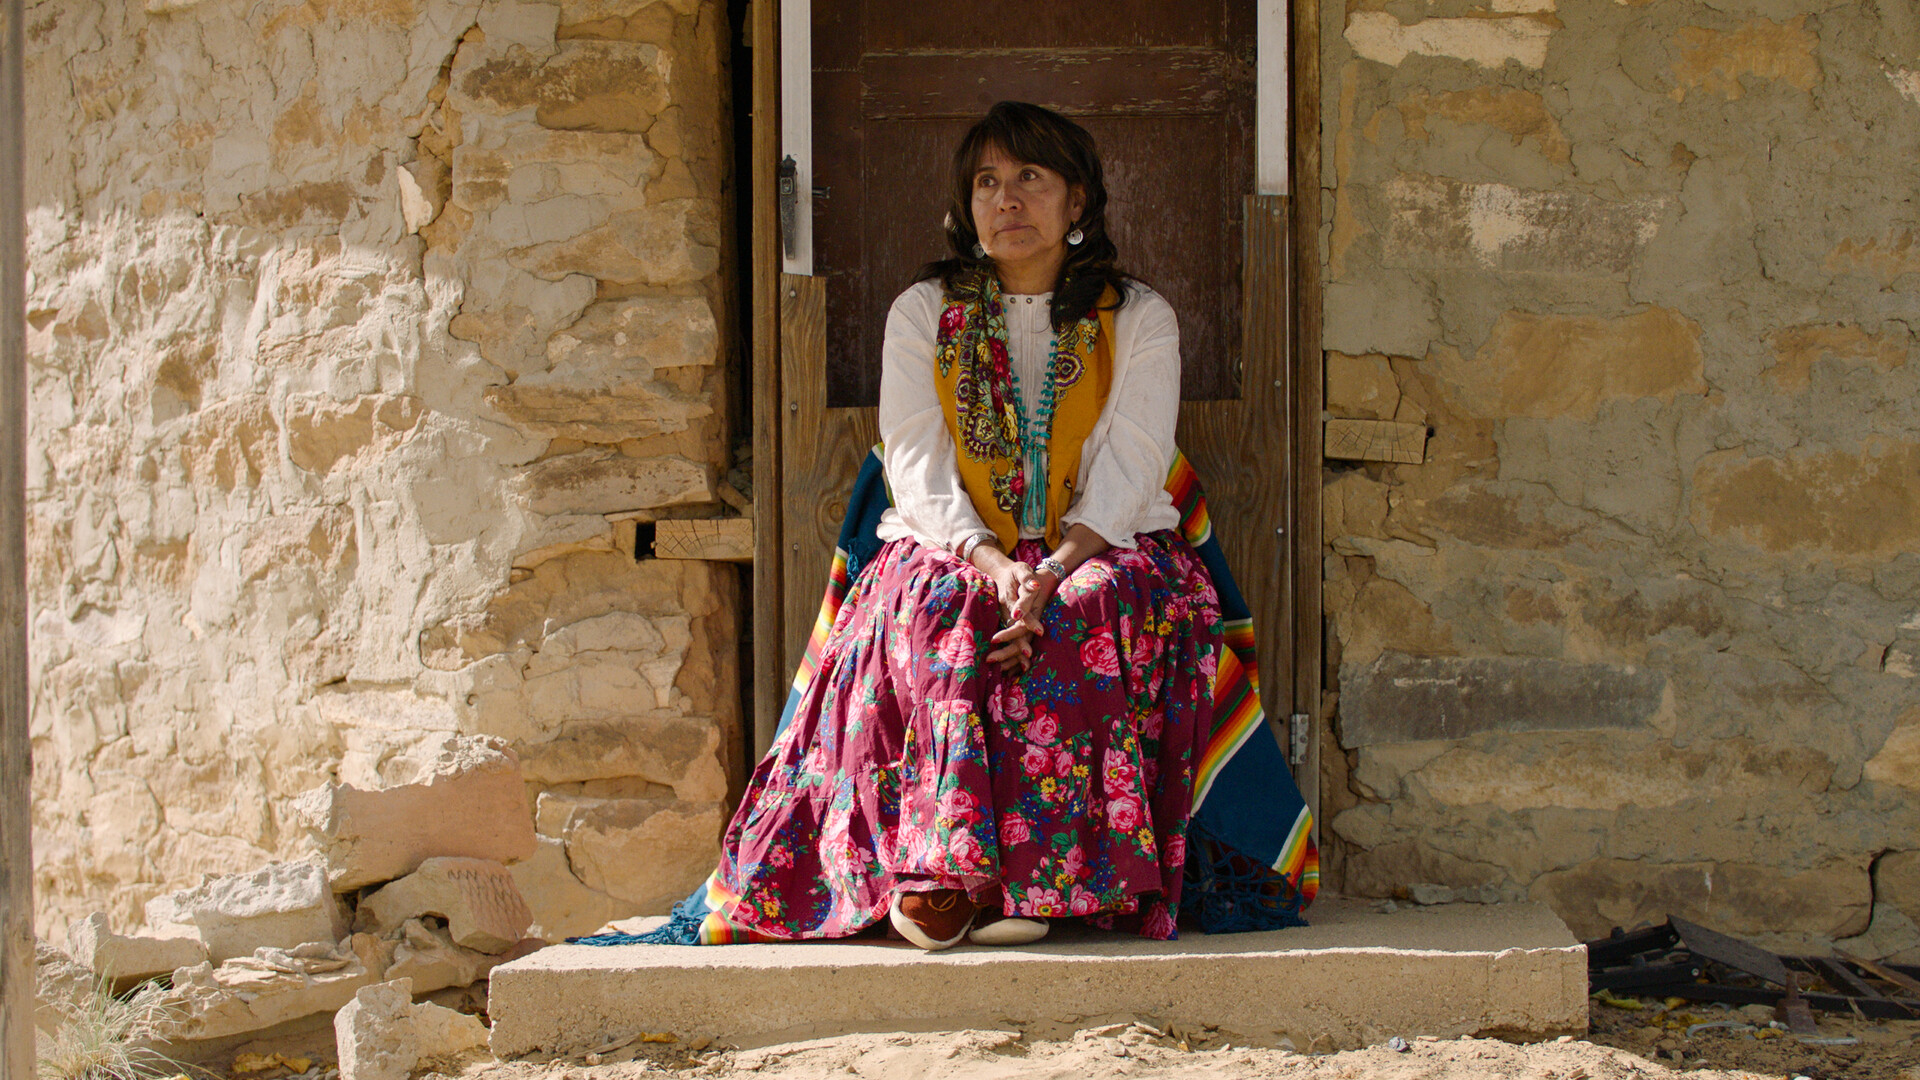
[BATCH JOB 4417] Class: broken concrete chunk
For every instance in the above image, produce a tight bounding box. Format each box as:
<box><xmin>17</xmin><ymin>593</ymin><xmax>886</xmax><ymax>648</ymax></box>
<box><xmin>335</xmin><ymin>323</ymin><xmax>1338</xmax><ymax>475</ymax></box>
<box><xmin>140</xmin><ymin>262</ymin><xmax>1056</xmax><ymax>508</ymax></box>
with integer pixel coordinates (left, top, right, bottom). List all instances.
<box><xmin>141</xmin><ymin>892</ymin><xmax>200</xmax><ymax>939</ymax></box>
<box><xmin>385</xmin><ymin>918</ymin><xmax>506</xmax><ymax>996</ymax></box>
<box><xmin>34</xmin><ymin>939</ymin><xmax>94</xmax><ymax>1036</ymax></box>
<box><xmin>336</xmin><ymin>977</ymin><xmax>491</xmax><ymax>1080</ymax></box>
<box><xmin>561</xmin><ymin>796</ymin><xmax>724</xmax><ymax>911</ymax></box>
<box><xmin>153</xmin><ymin>933</ymin><xmax>389</xmax><ymax>1043</ymax></box>
<box><xmin>296</xmin><ymin>734</ymin><xmax>537</xmax><ymax>891</ymax></box>
<box><xmin>357</xmin><ymin>857</ymin><xmax>534</xmax><ymax>953</ymax></box>
<box><xmin>336</xmin><ymin>980</ymin><xmax>417</xmax><ymax>1080</ymax></box>
<box><xmin>155</xmin><ymin>860</ymin><xmax>347</xmax><ymax>963</ymax></box>
<box><xmin>509</xmin><ymin>835</ymin><xmax>629</xmax><ymax>943</ymax></box>
<box><xmin>1409</xmin><ymin>883</ymin><xmax>1456</xmax><ymax>906</ymax></box>
<box><xmin>229</xmin><ymin>940</ymin><xmax>358</xmax><ymax>975</ymax></box>
<box><xmin>65</xmin><ymin>912</ymin><xmax>209</xmax><ymax>991</ymax></box>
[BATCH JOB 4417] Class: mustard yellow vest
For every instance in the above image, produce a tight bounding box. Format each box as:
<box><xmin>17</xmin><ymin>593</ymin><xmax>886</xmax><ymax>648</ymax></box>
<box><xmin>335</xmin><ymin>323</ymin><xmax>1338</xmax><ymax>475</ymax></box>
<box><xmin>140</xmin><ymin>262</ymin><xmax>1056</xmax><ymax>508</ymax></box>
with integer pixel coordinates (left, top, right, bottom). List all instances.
<box><xmin>933</xmin><ymin>280</ymin><xmax>1118</xmax><ymax>549</ymax></box>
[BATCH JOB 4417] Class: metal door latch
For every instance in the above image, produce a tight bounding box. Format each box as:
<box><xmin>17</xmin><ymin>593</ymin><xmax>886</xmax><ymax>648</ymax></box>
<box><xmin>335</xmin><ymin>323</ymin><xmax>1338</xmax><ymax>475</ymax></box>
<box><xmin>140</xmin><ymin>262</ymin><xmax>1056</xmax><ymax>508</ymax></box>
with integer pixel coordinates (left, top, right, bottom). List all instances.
<box><xmin>777</xmin><ymin>155</ymin><xmax>798</xmax><ymax>260</ymax></box>
<box><xmin>1288</xmin><ymin>713</ymin><xmax>1310</xmax><ymax>766</ymax></box>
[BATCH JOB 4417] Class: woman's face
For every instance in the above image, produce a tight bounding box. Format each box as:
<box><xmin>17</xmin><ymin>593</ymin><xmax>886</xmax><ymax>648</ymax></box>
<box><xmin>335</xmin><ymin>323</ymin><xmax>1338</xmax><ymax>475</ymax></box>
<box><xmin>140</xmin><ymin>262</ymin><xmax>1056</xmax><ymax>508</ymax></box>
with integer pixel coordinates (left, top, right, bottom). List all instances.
<box><xmin>969</xmin><ymin>143</ymin><xmax>1086</xmax><ymax>276</ymax></box>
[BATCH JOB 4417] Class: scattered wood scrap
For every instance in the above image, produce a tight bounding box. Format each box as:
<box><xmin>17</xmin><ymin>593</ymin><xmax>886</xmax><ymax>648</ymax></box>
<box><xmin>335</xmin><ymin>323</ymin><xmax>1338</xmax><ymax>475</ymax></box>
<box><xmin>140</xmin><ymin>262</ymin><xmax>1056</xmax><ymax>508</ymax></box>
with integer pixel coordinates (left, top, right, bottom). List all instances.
<box><xmin>1586</xmin><ymin>915</ymin><xmax>1920</xmax><ymax>1023</ymax></box>
<box><xmin>1324</xmin><ymin>418</ymin><xmax>1427</xmax><ymax>464</ymax></box>
<box><xmin>655</xmin><ymin>518</ymin><xmax>753</xmax><ymax>562</ymax></box>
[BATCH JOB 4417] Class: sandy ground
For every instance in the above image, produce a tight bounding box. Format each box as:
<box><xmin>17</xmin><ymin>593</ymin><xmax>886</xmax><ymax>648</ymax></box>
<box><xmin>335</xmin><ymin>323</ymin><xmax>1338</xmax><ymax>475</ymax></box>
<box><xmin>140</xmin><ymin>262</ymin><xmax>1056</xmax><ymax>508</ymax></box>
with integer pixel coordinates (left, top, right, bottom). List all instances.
<box><xmin>190</xmin><ymin>991</ymin><xmax>1920</xmax><ymax>1080</ymax></box>
<box><xmin>425</xmin><ymin>1024</ymin><xmax>1812</xmax><ymax>1080</ymax></box>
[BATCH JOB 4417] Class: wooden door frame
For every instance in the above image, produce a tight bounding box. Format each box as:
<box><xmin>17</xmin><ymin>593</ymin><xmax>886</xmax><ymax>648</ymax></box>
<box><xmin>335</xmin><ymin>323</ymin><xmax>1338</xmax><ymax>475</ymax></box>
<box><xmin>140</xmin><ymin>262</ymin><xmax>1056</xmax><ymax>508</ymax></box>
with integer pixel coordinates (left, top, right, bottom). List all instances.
<box><xmin>1288</xmin><ymin>0</ymin><xmax>1325</xmax><ymax>845</ymax></box>
<box><xmin>2</xmin><ymin>0</ymin><xmax>32</xmax><ymax>1070</ymax></box>
<box><xmin>749</xmin><ymin>0</ymin><xmax>787</xmax><ymax>751</ymax></box>
<box><xmin>748</xmin><ymin>0</ymin><xmax>1325</xmax><ymax>845</ymax></box>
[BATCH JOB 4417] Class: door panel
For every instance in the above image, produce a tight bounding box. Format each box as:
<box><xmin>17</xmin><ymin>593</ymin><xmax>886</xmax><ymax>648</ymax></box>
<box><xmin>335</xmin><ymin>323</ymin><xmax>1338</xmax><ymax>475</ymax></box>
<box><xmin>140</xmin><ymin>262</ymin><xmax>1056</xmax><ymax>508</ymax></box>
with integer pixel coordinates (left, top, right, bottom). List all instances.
<box><xmin>814</xmin><ymin>0</ymin><xmax>1254</xmax><ymax>408</ymax></box>
<box><xmin>787</xmin><ymin>0</ymin><xmax>1295</xmax><ymax>740</ymax></box>
<box><xmin>871</xmin><ymin>2</ymin><xmax>1223</xmax><ymax>50</ymax></box>
<box><xmin>860</xmin><ymin>53</ymin><xmax>1240</xmax><ymax>117</ymax></box>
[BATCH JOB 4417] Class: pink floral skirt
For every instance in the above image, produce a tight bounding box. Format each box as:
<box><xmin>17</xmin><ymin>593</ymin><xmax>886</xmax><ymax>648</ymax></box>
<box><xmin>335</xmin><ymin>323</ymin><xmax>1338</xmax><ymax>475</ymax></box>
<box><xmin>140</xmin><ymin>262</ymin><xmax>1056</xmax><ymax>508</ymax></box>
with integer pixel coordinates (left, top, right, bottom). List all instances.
<box><xmin>711</xmin><ymin>531</ymin><xmax>1221</xmax><ymax>940</ymax></box>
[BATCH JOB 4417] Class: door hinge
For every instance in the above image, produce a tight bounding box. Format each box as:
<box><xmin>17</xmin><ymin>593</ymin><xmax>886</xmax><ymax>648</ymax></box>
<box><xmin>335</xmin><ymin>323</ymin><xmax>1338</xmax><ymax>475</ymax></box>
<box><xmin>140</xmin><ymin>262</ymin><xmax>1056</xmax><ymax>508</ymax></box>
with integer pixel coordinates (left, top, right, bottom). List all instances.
<box><xmin>1288</xmin><ymin>712</ymin><xmax>1310</xmax><ymax>767</ymax></box>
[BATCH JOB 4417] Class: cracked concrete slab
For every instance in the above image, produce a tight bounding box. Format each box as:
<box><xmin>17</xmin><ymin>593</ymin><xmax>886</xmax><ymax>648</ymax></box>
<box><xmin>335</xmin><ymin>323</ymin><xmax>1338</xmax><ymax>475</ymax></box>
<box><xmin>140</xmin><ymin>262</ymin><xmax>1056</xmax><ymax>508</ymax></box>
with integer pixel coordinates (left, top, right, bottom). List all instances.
<box><xmin>485</xmin><ymin>898</ymin><xmax>1586</xmax><ymax>1058</ymax></box>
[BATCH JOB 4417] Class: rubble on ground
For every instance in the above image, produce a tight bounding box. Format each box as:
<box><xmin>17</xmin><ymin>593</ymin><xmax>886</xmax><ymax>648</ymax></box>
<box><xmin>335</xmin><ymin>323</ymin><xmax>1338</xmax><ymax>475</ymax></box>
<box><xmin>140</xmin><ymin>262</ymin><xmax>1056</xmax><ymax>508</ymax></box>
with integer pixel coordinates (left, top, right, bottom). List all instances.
<box><xmin>142</xmin><ymin>891</ymin><xmax>201</xmax><ymax>939</ymax></box>
<box><xmin>356</xmin><ymin>856</ymin><xmax>534</xmax><ymax>952</ymax></box>
<box><xmin>385</xmin><ymin>917</ymin><xmax>519</xmax><ymax>994</ymax></box>
<box><xmin>33</xmin><ymin>939</ymin><xmax>94</xmax><ymax>1035</ymax></box>
<box><xmin>1584</xmin><ymin>913</ymin><xmax>1920</xmax><ymax>1077</ymax></box>
<box><xmin>37</xmin><ymin>731</ymin><xmax>572</xmax><ymax>1067</ymax></box>
<box><xmin>154</xmin><ymin>934</ymin><xmax>388</xmax><ymax>1043</ymax></box>
<box><xmin>509</xmin><ymin>834</ymin><xmax>629</xmax><ymax>942</ymax></box>
<box><xmin>1588</xmin><ymin>987</ymin><xmax>1920</xmax><ymax>1078</ymax></box>
<box><xmin>65</xmin><ymin>912</ymin><xmax>209</xmax><ymax>994</ymax></box>
<box><xmin>296</xmin><ymin>734</ymin><xmax>537</xmax><ymax>891</ymax></box>
<box><xmin>335</xmin><ymin>978</ymin><xmax>490</xmax><ymax>1080</ymax></box>
<box><xmin>148</xmin><ymin>860</ymin><xmax>345</xmax><ymax>964</ymax></box>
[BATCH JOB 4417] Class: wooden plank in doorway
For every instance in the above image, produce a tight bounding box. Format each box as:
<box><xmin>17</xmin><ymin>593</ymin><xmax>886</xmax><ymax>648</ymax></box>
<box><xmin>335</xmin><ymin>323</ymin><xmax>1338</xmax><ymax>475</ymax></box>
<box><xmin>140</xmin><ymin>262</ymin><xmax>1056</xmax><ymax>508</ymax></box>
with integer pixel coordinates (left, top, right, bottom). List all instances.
<box><xmin>778</xmin><ymin>273</ymin><xmax>879</xmax><ymax>682</ymax></box>
<box><xmin>1174</xmin><ymin>194</ymin><xmax>1295</xmax><ymax>762</ymax></box>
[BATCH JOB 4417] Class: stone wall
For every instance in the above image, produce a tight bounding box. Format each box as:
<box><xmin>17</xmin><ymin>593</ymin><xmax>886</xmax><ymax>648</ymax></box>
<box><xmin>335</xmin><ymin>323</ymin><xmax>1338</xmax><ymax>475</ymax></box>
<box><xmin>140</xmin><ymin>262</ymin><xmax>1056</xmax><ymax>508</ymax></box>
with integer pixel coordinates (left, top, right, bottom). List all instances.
<box><xmin>1319</xmin><ymin>0</ymin><xmax>1920</xmax><ymax>942</ymax></box>
<box><xmin>23</xmin><ymin>0</ymin><xmax>740</xmax><ymax>938</ymax></box>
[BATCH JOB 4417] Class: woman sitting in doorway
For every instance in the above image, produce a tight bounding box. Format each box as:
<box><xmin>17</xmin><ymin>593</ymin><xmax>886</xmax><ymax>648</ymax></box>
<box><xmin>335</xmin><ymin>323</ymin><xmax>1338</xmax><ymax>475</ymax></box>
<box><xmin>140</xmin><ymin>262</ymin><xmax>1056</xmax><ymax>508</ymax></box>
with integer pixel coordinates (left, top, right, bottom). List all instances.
<box><xmin>588</xmin><ymin>100</ymin><xmax>1313</xmax><ymax>952</ymax></box>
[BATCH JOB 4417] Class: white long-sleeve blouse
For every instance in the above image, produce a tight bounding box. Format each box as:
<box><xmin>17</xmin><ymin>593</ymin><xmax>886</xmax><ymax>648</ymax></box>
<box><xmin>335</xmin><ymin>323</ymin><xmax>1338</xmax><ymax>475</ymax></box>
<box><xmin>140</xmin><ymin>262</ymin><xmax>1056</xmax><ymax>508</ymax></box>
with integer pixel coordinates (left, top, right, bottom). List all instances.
<box><xmin>875</xmin><ymin>278</ymin><xmax>1183</xmax><ymax>553</ymax></box>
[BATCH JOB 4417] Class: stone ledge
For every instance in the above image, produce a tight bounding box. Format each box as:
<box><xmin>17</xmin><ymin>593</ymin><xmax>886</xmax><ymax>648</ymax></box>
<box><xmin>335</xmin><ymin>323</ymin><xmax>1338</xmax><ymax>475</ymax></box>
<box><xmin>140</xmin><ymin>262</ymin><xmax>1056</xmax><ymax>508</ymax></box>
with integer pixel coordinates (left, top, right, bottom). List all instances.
<box><xmin>486</xmin><ymin>898</ymin><xmax>1587</xmax><ymax>1057</ymax></box>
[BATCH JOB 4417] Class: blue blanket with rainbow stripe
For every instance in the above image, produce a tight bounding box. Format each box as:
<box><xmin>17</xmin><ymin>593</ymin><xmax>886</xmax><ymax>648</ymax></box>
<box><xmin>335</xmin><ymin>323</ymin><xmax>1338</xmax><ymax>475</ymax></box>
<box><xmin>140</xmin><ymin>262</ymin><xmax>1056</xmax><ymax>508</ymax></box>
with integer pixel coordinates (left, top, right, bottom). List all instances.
<box><xmin>576</xmin><ymin>448</ymin><xmax>1317</xmax><ymax>944</ymax></box>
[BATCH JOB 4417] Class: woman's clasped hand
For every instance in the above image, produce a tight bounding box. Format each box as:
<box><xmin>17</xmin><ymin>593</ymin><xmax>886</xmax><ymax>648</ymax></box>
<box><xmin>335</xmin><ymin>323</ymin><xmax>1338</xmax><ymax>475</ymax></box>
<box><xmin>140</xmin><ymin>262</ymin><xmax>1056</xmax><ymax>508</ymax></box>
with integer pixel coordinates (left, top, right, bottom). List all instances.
<box><xmin>975</xmin><ymin>548</ymin><xmax>1056</xmax><ymax>672</ymax></box>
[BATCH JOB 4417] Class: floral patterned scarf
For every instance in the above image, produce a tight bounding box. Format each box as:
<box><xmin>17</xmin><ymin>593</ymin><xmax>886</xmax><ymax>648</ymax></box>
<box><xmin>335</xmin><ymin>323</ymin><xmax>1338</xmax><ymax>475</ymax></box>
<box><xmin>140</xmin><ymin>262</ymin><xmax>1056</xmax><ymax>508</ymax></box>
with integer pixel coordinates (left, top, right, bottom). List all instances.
<box><xmin>933</xmin><ymin>270</ymin><xmax>1115</xmax><ymax>549</ymax></box>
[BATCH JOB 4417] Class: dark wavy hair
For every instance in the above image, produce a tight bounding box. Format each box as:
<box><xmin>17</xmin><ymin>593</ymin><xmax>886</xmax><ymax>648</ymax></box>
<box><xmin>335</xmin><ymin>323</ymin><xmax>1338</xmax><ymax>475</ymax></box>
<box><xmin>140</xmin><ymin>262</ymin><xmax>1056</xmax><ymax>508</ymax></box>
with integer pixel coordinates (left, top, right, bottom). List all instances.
<box><xmin>915</xmin><ymin>101</ymin><xmax>1132</xmax><ymax>330</ymax></box>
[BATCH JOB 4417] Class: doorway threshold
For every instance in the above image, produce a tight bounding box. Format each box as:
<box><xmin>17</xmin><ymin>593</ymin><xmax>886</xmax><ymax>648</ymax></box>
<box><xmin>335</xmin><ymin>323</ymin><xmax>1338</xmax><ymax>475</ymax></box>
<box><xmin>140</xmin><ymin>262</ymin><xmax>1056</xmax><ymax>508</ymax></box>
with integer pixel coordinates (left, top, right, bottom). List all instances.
<box><xmin>486</xmin><ymin>897</ymin><xmax>1587</xmax><ymax>1057</ymax></box>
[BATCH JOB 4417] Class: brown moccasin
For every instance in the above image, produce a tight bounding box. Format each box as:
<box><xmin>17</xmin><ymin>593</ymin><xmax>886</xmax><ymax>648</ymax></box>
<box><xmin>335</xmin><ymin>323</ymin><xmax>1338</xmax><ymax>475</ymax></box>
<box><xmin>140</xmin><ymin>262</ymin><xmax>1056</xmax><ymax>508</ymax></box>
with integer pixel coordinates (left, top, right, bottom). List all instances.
<box><xmin>890</xmin><ymin>888</ymin><xmax>977</xmax><ymax>951</ymax></box>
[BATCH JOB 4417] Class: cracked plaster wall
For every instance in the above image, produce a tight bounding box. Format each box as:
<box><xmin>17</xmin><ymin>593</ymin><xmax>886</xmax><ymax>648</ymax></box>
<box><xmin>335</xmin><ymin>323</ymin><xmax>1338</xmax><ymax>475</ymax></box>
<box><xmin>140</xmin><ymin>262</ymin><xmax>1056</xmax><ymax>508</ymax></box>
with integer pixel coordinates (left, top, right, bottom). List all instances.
<box><xmin>1320</xmin><ymin>0</ymin><xmax>1920</xmax><ymax>942</ymax></box>
<box><xmin>24</xmin><ymin>0</ymin><xmax>741</xmax><ymax>937</ymax></box>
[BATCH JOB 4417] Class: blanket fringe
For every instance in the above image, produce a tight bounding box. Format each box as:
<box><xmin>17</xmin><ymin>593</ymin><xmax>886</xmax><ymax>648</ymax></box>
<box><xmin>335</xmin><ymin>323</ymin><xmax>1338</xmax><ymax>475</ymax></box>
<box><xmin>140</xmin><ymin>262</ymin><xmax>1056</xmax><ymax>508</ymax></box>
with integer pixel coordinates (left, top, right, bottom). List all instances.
<box><xmin>568</xmin><ymin>889</ymin><xmax>708</xmax><ymax>946</ymax></box>
<box><xmin>1180</xmin><ymin>822</ymin><xmax>1309</xmax><ymax>934</ymax></box>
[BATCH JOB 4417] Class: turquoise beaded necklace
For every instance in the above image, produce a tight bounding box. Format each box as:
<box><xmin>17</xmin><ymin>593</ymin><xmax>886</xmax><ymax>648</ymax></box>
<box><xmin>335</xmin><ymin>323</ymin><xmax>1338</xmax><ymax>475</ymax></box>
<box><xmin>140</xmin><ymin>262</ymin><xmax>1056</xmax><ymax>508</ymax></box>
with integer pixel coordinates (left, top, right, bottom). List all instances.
<box><xmin>1002</xmin><ymin>301</ymin><xmax>1062</xmax><ymax>535</ymax></box>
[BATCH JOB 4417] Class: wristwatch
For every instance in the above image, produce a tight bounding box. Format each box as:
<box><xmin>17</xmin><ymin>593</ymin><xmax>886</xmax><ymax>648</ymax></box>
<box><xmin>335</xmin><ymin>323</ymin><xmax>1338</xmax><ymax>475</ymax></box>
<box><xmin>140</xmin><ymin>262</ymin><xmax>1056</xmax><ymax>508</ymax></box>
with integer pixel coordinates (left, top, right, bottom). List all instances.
<box><xmin>1035</xmin><ymin>556</ymin><xmax>1069</xmax><ymax>581</ymax></box>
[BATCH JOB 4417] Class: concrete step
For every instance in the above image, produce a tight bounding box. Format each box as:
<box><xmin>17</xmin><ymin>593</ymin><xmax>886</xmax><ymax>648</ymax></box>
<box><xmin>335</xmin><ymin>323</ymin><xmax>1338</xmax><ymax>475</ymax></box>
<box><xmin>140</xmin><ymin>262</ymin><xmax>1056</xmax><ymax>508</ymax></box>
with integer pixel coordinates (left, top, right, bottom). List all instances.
<box><xmin>486</xmin><ymin>897</ymin><xmax>1588</xmax><ymax>1058</ymax></box>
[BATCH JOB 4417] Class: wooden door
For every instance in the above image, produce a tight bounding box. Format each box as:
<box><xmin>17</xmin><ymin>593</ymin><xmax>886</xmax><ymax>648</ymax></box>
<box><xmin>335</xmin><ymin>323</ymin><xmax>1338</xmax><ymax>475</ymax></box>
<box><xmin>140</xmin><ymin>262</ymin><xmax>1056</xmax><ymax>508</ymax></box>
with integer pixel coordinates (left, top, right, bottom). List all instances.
<box><xmin>774</xmin><ymin>1</ymin><xmax>1303</xmax><ymax>785</ymax></box>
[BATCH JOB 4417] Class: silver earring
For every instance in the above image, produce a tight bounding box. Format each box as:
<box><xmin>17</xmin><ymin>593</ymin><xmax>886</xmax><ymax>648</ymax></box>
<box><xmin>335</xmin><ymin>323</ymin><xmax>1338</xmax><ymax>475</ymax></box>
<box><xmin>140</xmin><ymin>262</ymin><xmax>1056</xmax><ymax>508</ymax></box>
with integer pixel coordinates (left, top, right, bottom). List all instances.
<box><xmin>1066</xmin><ymin>227</ymin><xmax>1085</xmax><ymax>246</ymax></box>
<box><xmin>971</xmin><ymin>242</ymin><xmax>986</xmax><ymax>258</ymax></box>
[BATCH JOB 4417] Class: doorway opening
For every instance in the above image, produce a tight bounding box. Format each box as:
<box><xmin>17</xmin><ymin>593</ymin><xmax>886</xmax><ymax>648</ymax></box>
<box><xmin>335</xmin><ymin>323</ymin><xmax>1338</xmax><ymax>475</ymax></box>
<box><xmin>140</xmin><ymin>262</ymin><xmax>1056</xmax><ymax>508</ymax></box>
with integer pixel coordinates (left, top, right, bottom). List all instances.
<box><xmin>727</xmin><ymin>0</ymin><xmax>759</xmax><ymax>792</ymax></box>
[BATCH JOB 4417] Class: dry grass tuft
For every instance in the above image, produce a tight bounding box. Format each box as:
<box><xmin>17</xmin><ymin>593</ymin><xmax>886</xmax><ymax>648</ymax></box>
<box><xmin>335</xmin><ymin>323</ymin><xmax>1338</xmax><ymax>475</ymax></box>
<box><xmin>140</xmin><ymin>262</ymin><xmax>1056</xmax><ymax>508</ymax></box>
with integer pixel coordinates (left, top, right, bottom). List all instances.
<box><xmin>35</xmin><ymin>977</ymin><xmax>197</xmax><ymax>1080</ymax></box>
